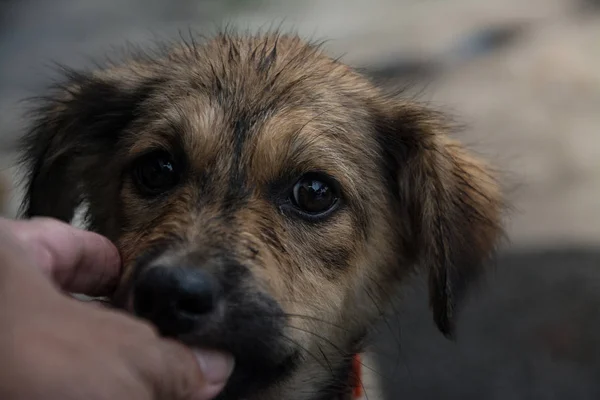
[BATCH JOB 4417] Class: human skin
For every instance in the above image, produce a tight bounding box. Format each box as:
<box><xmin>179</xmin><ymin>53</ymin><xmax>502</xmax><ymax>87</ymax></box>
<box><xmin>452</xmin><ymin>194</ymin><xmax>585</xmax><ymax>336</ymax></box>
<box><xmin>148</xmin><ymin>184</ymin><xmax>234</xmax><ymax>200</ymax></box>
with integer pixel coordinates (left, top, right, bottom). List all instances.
<box><xmin>0</xmin><ymin>217</ymin><xmax>234</xmax><ymax>400</ymax></box>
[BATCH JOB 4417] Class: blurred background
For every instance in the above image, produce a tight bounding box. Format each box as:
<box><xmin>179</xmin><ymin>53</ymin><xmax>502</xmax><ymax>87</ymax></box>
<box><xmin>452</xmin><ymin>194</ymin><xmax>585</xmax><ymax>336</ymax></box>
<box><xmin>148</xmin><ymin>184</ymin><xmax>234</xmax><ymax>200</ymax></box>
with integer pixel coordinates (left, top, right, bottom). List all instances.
<box><xmin>0</xmin><ymin>0</ymin><xmax>599</xmax><ymax>398</ymax></box>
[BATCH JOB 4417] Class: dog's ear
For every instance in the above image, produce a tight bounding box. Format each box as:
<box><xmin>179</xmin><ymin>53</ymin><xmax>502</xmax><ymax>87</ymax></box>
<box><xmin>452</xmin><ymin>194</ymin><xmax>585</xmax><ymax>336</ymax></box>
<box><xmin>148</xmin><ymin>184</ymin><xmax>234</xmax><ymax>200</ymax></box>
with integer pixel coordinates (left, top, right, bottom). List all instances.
<box><xmin>18</xmin><ymin>69</ymin><xmax>159</xmax><ymax>222</ymax></box>
<box><xmin>378</xmin><ymin>103</ymin><xmax>504</xmax><ymax>338</ymax></box>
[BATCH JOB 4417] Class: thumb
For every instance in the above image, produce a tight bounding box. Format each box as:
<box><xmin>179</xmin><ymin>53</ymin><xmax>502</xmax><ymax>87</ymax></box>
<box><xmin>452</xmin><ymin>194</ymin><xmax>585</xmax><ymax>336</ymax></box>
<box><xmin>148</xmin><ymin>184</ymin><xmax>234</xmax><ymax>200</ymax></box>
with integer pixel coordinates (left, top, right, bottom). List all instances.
<box><xmin>146</xmin><ymin>340</ymin><xmax>235</xmax><ymax>400</ymax></box>
<box><xmin>5</xmin><ymin>217</ymin><xmax>121</xmax><ymax>296</ymax></box>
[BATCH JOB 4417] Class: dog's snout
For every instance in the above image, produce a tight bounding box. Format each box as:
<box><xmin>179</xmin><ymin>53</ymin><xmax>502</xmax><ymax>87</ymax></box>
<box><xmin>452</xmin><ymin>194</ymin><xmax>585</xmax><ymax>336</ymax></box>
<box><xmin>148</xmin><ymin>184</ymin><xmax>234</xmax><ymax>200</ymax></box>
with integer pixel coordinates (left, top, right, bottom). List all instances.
<box><xmin>133</xmin><ymin>266</ymin><xmax>220</xmax><ymax>336</ymax></box>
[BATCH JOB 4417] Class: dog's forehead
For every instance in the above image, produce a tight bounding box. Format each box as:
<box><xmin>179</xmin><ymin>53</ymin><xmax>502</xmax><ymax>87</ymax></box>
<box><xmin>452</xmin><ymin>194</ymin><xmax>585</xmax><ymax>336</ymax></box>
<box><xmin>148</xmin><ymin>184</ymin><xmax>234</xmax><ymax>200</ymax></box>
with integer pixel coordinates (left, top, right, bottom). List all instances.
<box><xmin>142</xmin><ymin>95</ymin><xmax>376</xmax><ymax>191</ymax></box>
<box><xmin>129</xmin><ymin>34</ymin><xmax>379</xmax><ymax>185</ymax></box>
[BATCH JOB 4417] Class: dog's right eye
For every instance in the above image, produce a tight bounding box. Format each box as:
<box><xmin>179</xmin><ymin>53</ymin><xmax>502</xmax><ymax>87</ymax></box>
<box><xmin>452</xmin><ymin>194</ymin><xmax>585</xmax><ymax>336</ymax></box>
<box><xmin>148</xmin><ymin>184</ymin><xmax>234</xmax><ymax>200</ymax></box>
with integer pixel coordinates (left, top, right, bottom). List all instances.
<box><xmin>131</xmin><ymin>151</ymin><xmax>181</xmax><ymax>196</ymax></box>
<box><xmin>287</xmin><ymin>173</ymin><xmax>341</xmax><ymax>221</ymax></box>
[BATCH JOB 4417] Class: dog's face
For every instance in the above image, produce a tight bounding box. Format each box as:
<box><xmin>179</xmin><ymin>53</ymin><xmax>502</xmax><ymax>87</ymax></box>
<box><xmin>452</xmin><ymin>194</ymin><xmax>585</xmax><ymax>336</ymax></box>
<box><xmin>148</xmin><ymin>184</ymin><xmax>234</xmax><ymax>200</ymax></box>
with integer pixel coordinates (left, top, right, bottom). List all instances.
<box><xmin>18</xmin><ymin>33</ymin><xmax>503</xmax><ymax>400</ymax></box>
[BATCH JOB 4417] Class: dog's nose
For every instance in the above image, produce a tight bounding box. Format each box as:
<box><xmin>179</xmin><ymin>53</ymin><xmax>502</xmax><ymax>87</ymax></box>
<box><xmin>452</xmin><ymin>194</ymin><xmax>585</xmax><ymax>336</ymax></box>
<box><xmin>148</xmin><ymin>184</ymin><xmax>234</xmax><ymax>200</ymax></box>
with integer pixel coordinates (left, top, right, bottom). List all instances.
<box><xmin>133</xmin><ymin>266</ymin><xmax>219</xmax><ymax>336</ymax></box>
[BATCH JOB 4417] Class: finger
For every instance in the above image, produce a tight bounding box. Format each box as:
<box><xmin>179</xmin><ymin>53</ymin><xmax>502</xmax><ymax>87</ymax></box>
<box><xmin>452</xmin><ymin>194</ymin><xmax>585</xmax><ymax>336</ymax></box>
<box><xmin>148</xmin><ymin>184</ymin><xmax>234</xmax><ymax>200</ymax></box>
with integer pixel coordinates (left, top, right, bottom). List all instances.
<box><xmin>7</xmin><ymin>217</ymin><xmax>122</xmax><ymax>296</ymax></box>
<box><xmin>55</xmin><ymin>225</ymin><xmax>122</xmax><ymax>296</ymax></box>
<box><xmin>142</xmin><ymin>340</ymin><xmax>234</xmax><ymax>400</ymax></box>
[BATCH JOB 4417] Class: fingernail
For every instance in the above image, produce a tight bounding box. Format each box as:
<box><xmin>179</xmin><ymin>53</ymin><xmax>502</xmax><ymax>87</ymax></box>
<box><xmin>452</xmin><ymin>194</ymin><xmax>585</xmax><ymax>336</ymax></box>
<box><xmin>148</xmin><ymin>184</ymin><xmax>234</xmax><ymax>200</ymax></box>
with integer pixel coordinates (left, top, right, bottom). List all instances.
<box><xmin>194</xmin><ymin>349</ymin><xmax>235</xmax><ymax>385</ymax></box>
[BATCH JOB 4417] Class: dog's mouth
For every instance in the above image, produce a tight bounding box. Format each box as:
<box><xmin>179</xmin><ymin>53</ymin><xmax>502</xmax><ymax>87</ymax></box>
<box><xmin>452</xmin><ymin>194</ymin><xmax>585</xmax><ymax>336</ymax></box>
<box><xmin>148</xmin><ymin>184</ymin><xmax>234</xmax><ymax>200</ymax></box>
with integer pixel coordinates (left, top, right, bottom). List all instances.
<box><xmin>155</xmin><ymin>302</ymin><xmax>300</xmax><ymax>399</ymax></box>
<box><xmin>179</xmin><ymin>331</ymin><xmax>301</xmax><ymax>400</ymax></box>
<box><xmin>174</xmin><ymin>301</ymin><xmax>300</xmax><ymax>399</ymax></box>
<box><xmin>113</xmin><ymin>263</ymin><xmax>300</xmax><ymax>399</ymax></box>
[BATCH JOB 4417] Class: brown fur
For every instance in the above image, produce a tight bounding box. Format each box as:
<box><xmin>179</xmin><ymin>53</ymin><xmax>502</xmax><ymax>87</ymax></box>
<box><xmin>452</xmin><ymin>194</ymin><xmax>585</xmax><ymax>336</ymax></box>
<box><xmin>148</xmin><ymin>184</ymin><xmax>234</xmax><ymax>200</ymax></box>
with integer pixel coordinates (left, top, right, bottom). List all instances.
<box><xmin>17</xmin><ymin>31</ymin><xmax>504</xmax><ymax>400</ymax></box>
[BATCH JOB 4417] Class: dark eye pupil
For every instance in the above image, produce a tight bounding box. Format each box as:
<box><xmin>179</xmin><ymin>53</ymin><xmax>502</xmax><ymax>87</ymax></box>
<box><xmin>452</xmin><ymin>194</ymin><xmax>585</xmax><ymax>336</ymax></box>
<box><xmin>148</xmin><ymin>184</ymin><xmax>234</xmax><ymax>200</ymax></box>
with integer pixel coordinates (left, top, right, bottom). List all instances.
<box><xmin>293</xmin><ymin>177</ymin><xmax>336</xmax><ymax>213</ymax></box>
<box><xmin>133</xmin><ymin>152</ymin><xmax>179</xmax><ymax>195</ymax></box>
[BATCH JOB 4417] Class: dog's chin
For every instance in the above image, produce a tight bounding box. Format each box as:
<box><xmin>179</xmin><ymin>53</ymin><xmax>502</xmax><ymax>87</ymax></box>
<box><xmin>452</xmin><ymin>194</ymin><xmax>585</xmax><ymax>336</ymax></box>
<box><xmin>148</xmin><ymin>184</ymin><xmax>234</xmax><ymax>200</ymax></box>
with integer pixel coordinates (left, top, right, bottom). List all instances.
<box><xmin>116</xmin><ymin>292</ymin><xmax>299</xmax><ymax>399</ymax></box>
<box><xmin>177</xmin><ymin>331</ymin><xmax>300</xmax><ymax>400</ymax></box>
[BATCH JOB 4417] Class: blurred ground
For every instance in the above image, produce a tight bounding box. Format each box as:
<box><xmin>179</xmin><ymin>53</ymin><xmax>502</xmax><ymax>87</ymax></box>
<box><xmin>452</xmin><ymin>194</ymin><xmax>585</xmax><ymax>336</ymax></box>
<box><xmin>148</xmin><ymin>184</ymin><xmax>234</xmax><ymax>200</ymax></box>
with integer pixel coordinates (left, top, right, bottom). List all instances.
<box><xmin>0</xmin><ymin>0</ymin><xmax>599</xmax><ymax>399</ymax></box>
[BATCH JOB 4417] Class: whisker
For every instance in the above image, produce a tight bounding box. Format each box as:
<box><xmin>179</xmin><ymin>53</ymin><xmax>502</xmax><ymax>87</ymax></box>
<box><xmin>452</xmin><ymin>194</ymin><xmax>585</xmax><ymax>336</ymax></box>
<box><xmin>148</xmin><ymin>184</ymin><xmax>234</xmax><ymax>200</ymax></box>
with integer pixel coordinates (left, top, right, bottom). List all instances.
<box><xmin>364</xmin><ymin>285</ymin><xmax>406</xmax><ymax>376</ymax></box>
<box><xmin>225</xmin><ymin>308</ymin><xmax>355</xmax><ymax>333</ymax></box>
<box><xmin>284</xmin><ymin>313</ymin><xmax>353</xmax><ymax>333</ymax></box>
<box><xmin>286</xmin><ymin>324</ymin><xmax>385</xmax><ymax>380</ymax></box>
<box><xmin>317</xmin><ymin>343</ymin><xmax>334</xmax><ymax>376</ymax></box>
<box><xmin>366</xmin><ymin>276</ymin><xmax>413</xmax><ymax>380</ymax></box>
<box><xmin>279</xmin><ymin>334</ymin><xmax>332</xmax><ymax>375</ymax></box>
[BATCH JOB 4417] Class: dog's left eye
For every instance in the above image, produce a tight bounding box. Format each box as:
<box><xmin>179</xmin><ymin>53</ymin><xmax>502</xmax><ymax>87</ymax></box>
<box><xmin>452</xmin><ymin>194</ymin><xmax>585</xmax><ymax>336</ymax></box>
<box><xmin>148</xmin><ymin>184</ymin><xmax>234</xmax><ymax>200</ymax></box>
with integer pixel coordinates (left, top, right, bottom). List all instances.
<box><xmin>131</xmin><ymin>151</ymin><xmax>180</xmax><ymax>196</ymax></box>
<box><xmin>291</xmin><ymin>173</ymin><xmax>339</xmax><ymax>217</ymax></box>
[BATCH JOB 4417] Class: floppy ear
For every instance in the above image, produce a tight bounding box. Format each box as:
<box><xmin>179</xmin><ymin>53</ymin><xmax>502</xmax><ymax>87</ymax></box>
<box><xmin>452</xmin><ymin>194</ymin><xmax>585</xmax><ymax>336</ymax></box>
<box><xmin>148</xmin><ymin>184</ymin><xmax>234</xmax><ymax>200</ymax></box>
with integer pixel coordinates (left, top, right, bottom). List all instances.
<box><xmin>18</xmin><ymin>69</ymin><xmax>159</xmax><ymax>223</ymax></box>
<box><xmin>379</xmin><ymin>103</ymin><xmax>504</xmax><ymax>338</ymax></box>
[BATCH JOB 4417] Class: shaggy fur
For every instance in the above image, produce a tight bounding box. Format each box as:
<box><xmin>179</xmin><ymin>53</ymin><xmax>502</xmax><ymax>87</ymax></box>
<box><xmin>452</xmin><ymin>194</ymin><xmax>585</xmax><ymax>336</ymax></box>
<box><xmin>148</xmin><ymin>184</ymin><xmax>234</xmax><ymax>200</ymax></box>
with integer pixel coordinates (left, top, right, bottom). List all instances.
<box><xmin>17</xmin><ymin>31</ymin><xmax>504</xmax><ymax>400</ymax></box>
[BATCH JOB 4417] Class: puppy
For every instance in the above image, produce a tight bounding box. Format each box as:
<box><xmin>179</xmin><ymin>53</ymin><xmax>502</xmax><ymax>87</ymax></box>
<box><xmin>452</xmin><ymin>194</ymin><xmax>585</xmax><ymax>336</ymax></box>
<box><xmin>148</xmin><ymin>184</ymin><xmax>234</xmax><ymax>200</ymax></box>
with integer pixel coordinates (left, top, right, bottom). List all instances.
<box><xmin>17</xmin><ymin>31</ymin><xmax>504</xmax><ymax>400</ymax></box>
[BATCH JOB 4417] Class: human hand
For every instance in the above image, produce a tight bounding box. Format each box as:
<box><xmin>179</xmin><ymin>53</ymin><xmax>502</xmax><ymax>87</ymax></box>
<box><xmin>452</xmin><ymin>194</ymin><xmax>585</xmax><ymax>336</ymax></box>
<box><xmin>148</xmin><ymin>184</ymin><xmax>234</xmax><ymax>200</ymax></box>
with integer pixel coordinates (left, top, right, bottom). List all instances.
<box><xmin>0</xmin><ymin>217</ymin><xmax>234</xmax><ymax>400</ymax></box>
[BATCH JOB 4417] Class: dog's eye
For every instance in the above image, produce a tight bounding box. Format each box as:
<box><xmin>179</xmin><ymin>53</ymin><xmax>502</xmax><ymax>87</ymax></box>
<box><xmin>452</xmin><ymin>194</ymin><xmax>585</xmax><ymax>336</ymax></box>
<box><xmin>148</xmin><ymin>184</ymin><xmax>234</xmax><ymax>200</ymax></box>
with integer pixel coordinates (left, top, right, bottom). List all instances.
<box><xmin>132</xmin><ymin>151</ymin><xmax>180</xmax><ymax>196</ymax></box>
<box><xmin>291</xmin><ymin>174</ymin><xmax>339</xmax><ymax>216</ymax></box>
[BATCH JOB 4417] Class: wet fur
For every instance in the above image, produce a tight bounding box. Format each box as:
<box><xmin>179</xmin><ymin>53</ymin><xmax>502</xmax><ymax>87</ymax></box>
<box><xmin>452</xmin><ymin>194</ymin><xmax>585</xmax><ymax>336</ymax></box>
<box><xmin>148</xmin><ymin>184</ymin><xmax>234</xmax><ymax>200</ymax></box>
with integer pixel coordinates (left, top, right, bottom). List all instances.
<box><xmin>17</xmin><ymin>30</ymin><xmax>505</xmax><ymax>400</ymax></box>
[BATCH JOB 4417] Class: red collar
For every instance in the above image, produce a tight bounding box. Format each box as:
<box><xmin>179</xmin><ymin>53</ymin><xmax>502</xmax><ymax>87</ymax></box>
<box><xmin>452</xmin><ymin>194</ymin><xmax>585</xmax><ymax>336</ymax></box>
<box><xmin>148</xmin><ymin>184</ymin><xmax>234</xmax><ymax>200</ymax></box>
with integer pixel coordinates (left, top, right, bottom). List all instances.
<box><xmin>350</xmin><ymin>353</ymin><xmax>362</xmax><ymax>399</ymax></box>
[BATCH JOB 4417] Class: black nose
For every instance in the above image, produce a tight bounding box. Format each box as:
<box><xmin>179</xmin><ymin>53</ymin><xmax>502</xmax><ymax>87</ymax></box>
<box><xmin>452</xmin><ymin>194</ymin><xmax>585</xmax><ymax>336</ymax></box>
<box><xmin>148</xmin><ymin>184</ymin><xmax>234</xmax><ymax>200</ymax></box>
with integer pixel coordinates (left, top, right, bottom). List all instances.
<box><xmin>133</xmin><ymin>266</ymin><xmax>220</xmax><ymax>336</ymax></box>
